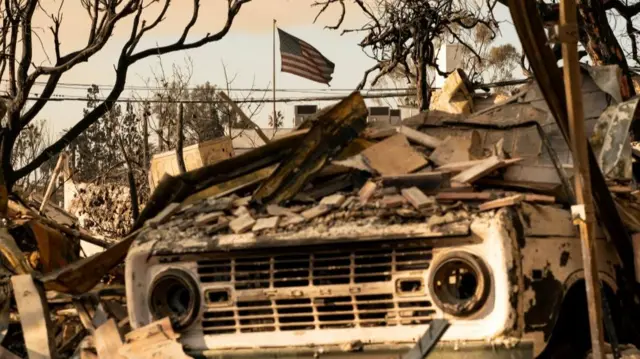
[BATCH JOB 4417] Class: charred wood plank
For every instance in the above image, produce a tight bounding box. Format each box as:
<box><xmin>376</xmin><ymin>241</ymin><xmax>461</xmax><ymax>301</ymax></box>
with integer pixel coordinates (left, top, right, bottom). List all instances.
<box><xmin>253</xmin><ymin>92</ymin><xmax>368</xmax><ymax>205</ymax></box>
<box><xmin>133</xmin><ymin>130</ymin><xmax>308</xmax><ymax>230</ymax></box>
<box><xmin>12</xmin><ymin>274</ymin><xmax>58</xmax><ymax>359</ymax></box>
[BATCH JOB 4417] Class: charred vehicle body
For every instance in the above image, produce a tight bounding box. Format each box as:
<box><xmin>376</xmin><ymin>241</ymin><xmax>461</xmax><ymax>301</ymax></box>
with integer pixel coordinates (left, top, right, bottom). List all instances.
<box><xmin>126</xmin><ymin>201</ymin><xmax>622</xmax><ymax>358</ymax></box>
<box><xmin>125</xmin><ymin>72</ymin><xmax>639</xmax><ymax>358</ymax></box>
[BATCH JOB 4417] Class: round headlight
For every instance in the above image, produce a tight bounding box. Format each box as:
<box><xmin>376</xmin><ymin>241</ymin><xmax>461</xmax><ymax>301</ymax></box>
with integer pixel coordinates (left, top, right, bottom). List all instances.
<box><xmin>149</xmin><ymin>269</ymin><xmax>200</xmax><ymax>330</ymax></box>
<box><xmin>428</xmin><ymin>251</ymin><xmax>490</xmax><ymax>317</ymax></box>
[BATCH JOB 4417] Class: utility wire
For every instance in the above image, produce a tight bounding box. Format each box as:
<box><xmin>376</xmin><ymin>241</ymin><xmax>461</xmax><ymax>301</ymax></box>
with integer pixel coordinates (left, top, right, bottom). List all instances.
<box><xmin>9</xmin><ymin>79</ymin><xmax>415</xmax><ymax>93</ymax></box>
<box><xmin>15</xmin><ymin>91</ymin><xmax>418</xmax><ymax>104</ymax></box>
<box><xmin>7</xmin><ymin>77</ymin><xmax>531</xmax><ymax>93</ymax></box>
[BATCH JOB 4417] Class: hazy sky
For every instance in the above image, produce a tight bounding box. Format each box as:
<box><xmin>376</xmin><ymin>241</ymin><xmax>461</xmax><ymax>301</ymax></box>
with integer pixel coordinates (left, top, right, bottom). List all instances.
<box><xmin>27</xmin><ymin>0</ymin><xmax>519</xmax><ymax>136</ymax></box>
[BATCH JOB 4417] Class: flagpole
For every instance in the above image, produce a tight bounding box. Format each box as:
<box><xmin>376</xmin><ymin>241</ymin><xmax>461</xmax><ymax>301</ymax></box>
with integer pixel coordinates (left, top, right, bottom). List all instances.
<box><xmin>272</xmin><ymin>19</ymin><xmax>277</xmax><ymax>129</ymax></box>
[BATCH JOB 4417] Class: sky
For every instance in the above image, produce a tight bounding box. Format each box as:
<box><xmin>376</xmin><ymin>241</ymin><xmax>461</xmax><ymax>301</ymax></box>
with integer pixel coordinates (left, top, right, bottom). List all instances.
<box><xmin>26</xmin><ymin>0</ymin><xmax>520</xmax><ymax>137</ymax></box>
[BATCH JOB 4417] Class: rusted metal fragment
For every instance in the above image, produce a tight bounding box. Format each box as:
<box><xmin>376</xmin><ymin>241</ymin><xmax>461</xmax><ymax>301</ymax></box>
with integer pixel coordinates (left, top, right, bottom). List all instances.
<box><xmin>253</xmin><ymin>92</ymin><xmax>368</xmax><ymax>204</ymax></box>
<box><xmin>519</xmin><ymin>203</ymin><xmax>576</xmax><ymax>237</ymax></box>
<box><xmin>520</xmin><ymin>235</ymin><xmax>619</xmax><ymax>354</ymax></box>
<box><xmin>613</xmin><ymin>196</ymin><xmax>640</xmax><ymax>232</ymax></box>
<box><xmin>0</xmin><ymin>226</ymin><xmax>33</xmax><ymax>274</ymax></box>
<box><xmin>523</xmin><ymin>268</ymin><xmax>564</xmax><ymax>341</ymax></box>
<box><xmin>586</xmin><ymin>65</ymin><xmax>623</xmax><ymax>103</ymax></box>
<box><xmin>508</xmin><ymin>0</ymin><xmax>637</xmax><ymax>298</ymax></box>
<box><xmin>42</xmin><ymin>229</ymin><xmax>141</xmax><ymax>295</ymax></box>
<box><xmin>28</xmin><ymin>221</ymin><xmax>78</xmax><ymax>273</ymax></box>
<box><xmin>12</xmin><ymin>274</ymin><xmax>58</xmax><ymax>359</ymax></box>
<box><xmin>590</xmin><ymin>97</ymin><xmax>639</xmax><ymax>178</ymax></box>
<box><xmin>402</xmin><ymin>319</ymin><xmax>449</xmax><ymax>359</ymax></box>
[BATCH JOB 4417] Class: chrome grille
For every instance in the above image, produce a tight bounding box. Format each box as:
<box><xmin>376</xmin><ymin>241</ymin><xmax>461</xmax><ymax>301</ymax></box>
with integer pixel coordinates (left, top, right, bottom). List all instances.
<box><xmin>197</xmin><ymin>245</ymin><xmax>433</xmax><ymax>289</ymax></box>
<box><xmin>202</xmin><ymin>294</ymin><xmax>435</xmax><ymax>334</ymax></box>
<box><xmin>196</xmin><ymin>243</ymin><xmax>434</xmax><ymax>334</ymax></box>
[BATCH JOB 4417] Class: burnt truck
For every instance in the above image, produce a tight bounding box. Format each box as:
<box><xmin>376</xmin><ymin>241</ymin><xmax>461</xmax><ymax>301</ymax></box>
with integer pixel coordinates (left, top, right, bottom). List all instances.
<box><xmin>125</xmin><ymin>199</ymin><xmax>622</xmax><ymax>358</ymax></box>
<box><xmin>124</xmin><ymin>73</ymin><xmax>638</xmax><ymax>358</ymax></box>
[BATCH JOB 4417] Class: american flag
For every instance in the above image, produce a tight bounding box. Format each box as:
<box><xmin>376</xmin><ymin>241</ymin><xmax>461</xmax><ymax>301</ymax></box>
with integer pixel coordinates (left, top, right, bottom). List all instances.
<box><xmin>278</xmin><ymin>28</ymin><xmax>335</xmax><ymax>85</ymax></box>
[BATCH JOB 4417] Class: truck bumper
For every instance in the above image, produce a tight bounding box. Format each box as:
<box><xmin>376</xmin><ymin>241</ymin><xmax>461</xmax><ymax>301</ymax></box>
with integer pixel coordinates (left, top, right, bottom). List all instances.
<box><xmin>189</xmin><ymin>340</ymin><xmax>535</xmax><ymax>359</ymax></box>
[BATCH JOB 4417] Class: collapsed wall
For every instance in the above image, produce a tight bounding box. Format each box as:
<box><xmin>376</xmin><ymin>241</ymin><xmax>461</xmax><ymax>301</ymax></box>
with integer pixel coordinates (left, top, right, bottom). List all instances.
<box><xmin>64</xmin><ymin>180</ymin><xmax>138</xmax><ymax>239</ymax></box>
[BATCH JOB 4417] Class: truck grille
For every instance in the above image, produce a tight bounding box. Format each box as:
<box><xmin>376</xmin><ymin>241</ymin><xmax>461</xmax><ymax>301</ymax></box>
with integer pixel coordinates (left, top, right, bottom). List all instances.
<box><xmin>201</xmin><ymin>294</ymin><xmax>435</xmax><ymax>334</ymax></box>
<box><xmin>196</xmin><ymin>243</ymin><xmax>435</xmax><ymax>334</ymax></box>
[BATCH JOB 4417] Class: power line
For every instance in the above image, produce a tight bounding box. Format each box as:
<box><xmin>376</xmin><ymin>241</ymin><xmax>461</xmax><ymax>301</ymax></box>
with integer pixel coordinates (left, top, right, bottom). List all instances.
<box><xmin>6</xmin><ymin>79</ymin><xmax>413</xmax><ymax>93</ymax></box>
<box><xmin>7</xmin><ymin>77</ymin><xmax>532</xmax><ymax>94</ymax></box>
<box><xmin>18</xmin><ymin>91</ymin><xmax>418</xmax><ymax>104</ymax></box>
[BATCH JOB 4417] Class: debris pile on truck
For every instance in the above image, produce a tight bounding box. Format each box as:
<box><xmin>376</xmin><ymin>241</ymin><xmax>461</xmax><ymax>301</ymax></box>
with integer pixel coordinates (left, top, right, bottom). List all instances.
<box><xmin>0</xmin><ymin>66</ymin><xmax>639</xmax><ymax>357</ymax></box>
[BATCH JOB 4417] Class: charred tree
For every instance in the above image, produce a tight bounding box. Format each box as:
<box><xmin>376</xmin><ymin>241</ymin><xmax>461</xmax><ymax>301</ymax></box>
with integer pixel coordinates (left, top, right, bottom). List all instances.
<box><xmin>314</xmin><ymin>0</ymin><xmax>496</xmax><ymax>111</ymax></box>
<box><xmin>0</xmin><ymin>0</ymin><xmax>252</xmax><ymax>212</ymax></box>
<box><xmin>176</xmin><ymin>103</ymin><xmax>187</xmax><ymax>174</ymax></box>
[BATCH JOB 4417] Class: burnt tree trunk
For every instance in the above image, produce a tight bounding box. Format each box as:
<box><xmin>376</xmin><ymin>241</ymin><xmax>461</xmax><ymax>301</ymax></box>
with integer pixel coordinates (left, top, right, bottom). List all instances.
<box><xmin>417</xmin><ymin>59</ymin><xmax>430</xmax><ymax>112</ymax></box>
<box><xmin>176</xmin><ymin>102</ymin><xmax>187</xmax><ymax>174</ymax></box>
<box><xmin>142</xmin><ymin>107</ymin><xmax>149</xmax><ymax>170</ymax></box>
<box><xmin>0</xmin><ymin>131</ymin><xmax>9</xmax><ymax>215</ymax></box>
<box><xmin>116</xmin><ymin>136</ymin><xmax>139</xmax><ymax>222</ymax></box>
<box><xmin>578</xmin><ymin>0</ymin><xmax>636</xmax><ymax>99</ymax></box>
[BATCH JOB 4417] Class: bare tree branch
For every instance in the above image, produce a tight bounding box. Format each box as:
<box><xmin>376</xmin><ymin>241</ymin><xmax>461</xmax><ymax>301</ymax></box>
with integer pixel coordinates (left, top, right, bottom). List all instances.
<box><xmin>11</xmin><ymin>0</ymin><xmax>252</xmax><ymax>184</ymax></box>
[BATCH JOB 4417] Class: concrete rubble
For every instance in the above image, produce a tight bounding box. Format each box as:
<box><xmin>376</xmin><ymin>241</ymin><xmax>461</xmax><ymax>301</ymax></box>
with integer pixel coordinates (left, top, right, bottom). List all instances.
<box><xmin>0</xmin><ymin>67</ymin><xmax>638</xmax><ymax>357</ymax></box>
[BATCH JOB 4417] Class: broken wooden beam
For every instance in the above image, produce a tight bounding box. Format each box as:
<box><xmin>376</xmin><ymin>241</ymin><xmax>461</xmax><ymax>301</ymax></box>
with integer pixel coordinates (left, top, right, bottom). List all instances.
<box><xmin>437</xmin><ymin>158</ymin><xmax>522</xmax><ymax>173</ymax></box>
<box><xmin>253</xmin><ymin>92</ymin><xmax>368</xmax><ymax>205</ymax></box>
<box><xmin>478</xmin><ymin>194</ymin><xmax>524</xmax><ymax>211</ymax></box>
<box><xmin>12</xmin><ymin>274</ymin><xmax>58</xmax><ymax>359</ymax></box>
<box><xmin>218</xmin><ymin>91</ymin><xmax>270</xmax><ymax>143</ymax></box>
<box><xmin>362</xmin><ymin>126</ymin><xmax>397</xmax><ymax>140</ymax></box>
<box><xmin>358</xmin><ymin>180</ymin><xmax>377</xmax><ymax>203</ymax></box>
<box><xmin>451</xmin><ymin>156</ymin><xmax>512</xmax><ymax>185</ymax></box>
<box><xmin>380</xmin><ymin>172</ymin><xmax>449</xmax><ymax>190</ymax></box>
<box><xmin>397</xmin><ymin>126</ymin><xmax>442</xmax><ymax>148</ymax></box>
<box><xmin>229</xmin><ymin>214</ymin><xmax>256</xmax><ymax>234</ymax></box>
<box><xmin>252</xmin><ymin>217</ymin><xmax>280</xmax><ymax>232</ymax></box>
<box><xmin>401</xmin><ymin>187</ymin><xmax>434</xmax><ymax>210</ymax></box>
<box><xmin>436</xmin><ymin>192</ymin><xmax>496</xmax><ymax>202</ymax></box>
<box><xmin>524</xmin><ymin>194</ymin><xmax>556</xmax><ymax>203</ymax></box>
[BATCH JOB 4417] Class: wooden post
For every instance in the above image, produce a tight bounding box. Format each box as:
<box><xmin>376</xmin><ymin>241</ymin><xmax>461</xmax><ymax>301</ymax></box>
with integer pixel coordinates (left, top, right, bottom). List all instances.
<box><xmin>273</xmin><ymin>19</ymin><xmax>277</xmax><ymax>130</ymax></box>
<box><xmin>559</xmin><ymin>0</ymin><xmax>605</xmax><ymax>357</ymax></box>
<box><xmin>217</xmin><ymin>91</ymin><xmax>270</xmax><ymax>144</ymax></box>
<box><xmin>142</xmin><ymin>104</ymin><xmax>149</xmax><ymax>170</ymax></box>
<box><xmin>39</xmin><ymin>153</ymin><xmax>66</xmax><ymax>213</ymax></box>
<box><xmin>176</xmin><ymin>102</ymin><xmax>187</xmax><ymax>174</ymax></box>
